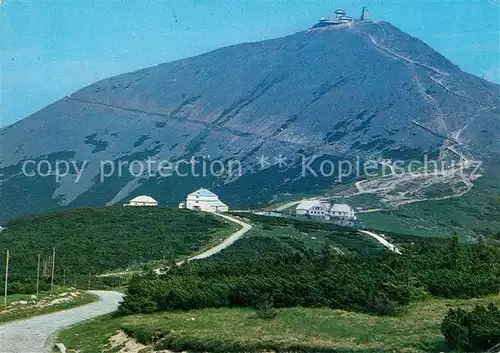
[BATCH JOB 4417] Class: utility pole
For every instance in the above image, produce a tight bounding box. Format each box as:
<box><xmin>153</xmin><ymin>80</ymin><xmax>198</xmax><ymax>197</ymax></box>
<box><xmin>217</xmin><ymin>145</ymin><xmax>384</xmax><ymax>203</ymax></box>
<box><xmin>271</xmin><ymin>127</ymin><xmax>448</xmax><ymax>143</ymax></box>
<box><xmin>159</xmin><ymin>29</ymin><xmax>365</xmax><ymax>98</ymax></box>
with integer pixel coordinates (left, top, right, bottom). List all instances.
<box><xmin>36</xmin><ymin>254</ymin><xmax>40</xmax><ymax>299</ymax></box>
<box><xmin>51</xmin><ymin>247</ymin><xmax>56</xmax><ymax>293</ymax></box>
<box><xmin>63</xmin><ymin>268</ymin><xmax>66</xmax><ymax>287</ymax></box>
<box><xmin>4</xmin><ymin>250</ymin><xmax>9</xmax><ymax>311</ymax></box>
<box><xmin>42</xmin><ymin>259</ymin><xmax>47</xmax><ymax>277</ymax></box>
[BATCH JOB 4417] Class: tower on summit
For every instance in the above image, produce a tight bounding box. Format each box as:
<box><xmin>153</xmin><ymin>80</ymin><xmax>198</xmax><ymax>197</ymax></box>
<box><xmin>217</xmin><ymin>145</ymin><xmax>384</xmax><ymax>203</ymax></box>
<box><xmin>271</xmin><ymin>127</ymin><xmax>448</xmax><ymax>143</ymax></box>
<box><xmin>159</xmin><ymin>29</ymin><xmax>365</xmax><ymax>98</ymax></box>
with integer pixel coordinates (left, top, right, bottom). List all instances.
<box><xmin>361</xmin><ymin>6</ymin><xmax>369</xmax><ymax>21</ymax></box>
<box><xmin>312</xmin><ymin>6</ymin><xmax>370</xmax><ymax>29</ymax></box>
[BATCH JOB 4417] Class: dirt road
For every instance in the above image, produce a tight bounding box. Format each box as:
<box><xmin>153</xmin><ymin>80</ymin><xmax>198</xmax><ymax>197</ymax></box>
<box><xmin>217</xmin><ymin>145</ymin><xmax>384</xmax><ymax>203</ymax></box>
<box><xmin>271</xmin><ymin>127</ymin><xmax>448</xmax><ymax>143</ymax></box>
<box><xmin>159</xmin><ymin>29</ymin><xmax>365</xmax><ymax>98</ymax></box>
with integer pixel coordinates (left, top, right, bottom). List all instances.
<box><xmin>154</xmin><ymin>213</ymin><xmax>252</xmax><ymax>274</ymax></box>
<box><xmin>0</xmin><ymin>291</ymin><xmax>123</xmax><ymax>353</ymax></box>
<box><xmin>183</xmin><ymin>213</ymin><xmax>252</xmax><ymax>261</ymax></box>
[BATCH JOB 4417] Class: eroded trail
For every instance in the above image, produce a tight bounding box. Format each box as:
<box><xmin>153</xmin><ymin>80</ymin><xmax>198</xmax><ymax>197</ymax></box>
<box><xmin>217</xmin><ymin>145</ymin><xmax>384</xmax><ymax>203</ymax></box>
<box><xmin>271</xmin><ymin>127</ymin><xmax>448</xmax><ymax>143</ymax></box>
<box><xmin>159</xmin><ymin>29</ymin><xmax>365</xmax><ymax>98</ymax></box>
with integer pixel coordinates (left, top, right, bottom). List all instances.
<box><xmin>97</xmin><ymin>213</ymin><xmax>252</xmax><ymax>278</ymax></box>
<box><xmin>154</xmin><ymin>213</ymin><xmax>252</xmax><ymax>274</ymax></box>
<box><xmin>0</xmin><ymin>291</ymin><xmax>123</xmax><ymax>353</ymax></box>
<box><xmin>183</xmin><ymin>213</ymin><xmax>252</xmax><ymax>261</ymax></box>
<box><xmin>351</xmin><ymin>161</ymin><xmax>478</xmax><ymax>208</ymax></box>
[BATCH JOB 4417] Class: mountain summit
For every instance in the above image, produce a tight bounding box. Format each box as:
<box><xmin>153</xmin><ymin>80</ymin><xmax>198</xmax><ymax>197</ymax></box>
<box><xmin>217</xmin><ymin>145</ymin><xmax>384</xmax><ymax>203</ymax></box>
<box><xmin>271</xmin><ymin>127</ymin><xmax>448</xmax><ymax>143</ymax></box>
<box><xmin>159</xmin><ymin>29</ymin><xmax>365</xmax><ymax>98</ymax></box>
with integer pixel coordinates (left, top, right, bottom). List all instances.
<box><xmin>1</xmin><ymin>21</ymin><xmax>499</xmax><ymax>222</ymax></box>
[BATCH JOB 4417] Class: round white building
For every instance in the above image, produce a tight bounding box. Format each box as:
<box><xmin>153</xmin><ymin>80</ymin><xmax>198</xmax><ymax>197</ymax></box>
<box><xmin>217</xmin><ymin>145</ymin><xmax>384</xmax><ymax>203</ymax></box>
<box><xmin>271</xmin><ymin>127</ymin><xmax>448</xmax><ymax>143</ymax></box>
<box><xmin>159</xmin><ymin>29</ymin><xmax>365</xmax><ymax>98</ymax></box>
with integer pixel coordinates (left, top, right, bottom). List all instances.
<box><xmin>124</xmin><ymin>195</ymin><xmax>158</xmax><ymax>207</ymax></box>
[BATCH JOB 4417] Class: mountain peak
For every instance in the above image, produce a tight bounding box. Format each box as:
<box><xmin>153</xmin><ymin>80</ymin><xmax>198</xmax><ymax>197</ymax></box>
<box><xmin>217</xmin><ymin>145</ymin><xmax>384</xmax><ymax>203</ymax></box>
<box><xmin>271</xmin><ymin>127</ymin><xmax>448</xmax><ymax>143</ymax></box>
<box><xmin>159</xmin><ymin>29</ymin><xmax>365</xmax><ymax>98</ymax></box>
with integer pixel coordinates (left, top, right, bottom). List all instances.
<box><xmin>0</xmin><ymin>22</ymin><xmax>499</xmax><ymax>222</ymax></box>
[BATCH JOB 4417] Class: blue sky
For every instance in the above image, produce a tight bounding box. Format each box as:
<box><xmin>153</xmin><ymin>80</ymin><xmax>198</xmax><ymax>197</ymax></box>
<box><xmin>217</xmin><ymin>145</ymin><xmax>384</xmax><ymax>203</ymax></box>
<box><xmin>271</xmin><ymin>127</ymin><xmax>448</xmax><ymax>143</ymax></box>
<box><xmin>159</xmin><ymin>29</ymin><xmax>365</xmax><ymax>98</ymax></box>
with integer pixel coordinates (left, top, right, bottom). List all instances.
<box><xmin>1</xmin><ymin>0</ymin><xmax>499</xmax><ymax>127</ymax></box>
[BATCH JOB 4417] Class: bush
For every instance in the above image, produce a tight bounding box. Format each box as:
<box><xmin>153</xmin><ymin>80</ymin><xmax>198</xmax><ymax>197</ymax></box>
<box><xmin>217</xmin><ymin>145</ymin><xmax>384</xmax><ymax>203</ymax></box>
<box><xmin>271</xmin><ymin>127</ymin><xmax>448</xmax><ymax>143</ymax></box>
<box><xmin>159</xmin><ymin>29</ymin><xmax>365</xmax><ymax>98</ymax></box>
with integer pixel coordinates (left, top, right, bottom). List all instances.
<box><xmin>0</xmin><ymin>207</ymin><xmax>230</xmax><ymax>278</ymax></box>
<box><xmin>441</xmin><ymin>303</ymin><xmax>500</xmax><ymax>352</ymax></box>
<box><xmin>118</xmin><ymin>233</ymin><xmax>500</xmax><ymax>318</ymax></box>
<box><xmin>122</xmin><ymin>324</ymin><xmax>165</xmax><ymax>345</ymax></box>
<box><xmin>255</xmin><ymin>294</ymin><xmax>277</xmax><ymax>320</ymax></box>
<box><xmin>10</xmin><ymin>280</ymin><xmax>49</xmax><ymax>294</ymax></box>
<box><xmin>119</xmin><ymin>295</ymin><xmax>158</xmax><ymax>315</ymax></box>
<box><xmin>370</xmin><ymin>294</ymin><xmax>397</xmax><ymax>316</ymax></box>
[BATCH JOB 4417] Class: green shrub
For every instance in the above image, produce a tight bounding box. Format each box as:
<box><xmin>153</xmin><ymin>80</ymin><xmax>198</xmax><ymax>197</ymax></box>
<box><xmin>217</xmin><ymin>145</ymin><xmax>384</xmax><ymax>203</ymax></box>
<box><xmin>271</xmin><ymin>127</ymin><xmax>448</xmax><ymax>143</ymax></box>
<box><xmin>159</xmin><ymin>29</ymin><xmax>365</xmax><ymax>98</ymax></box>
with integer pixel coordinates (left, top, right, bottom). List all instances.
<box><xmin>10</xmin><ymin>280</ymin><xmax>49</xmax><ymax>294</ymax></box>
<box><xmin>122</xmin><ymin>324</ymin><xmax>165</xmax><ymax>345</ymax></box>
<box><xmin>255</xmin><ymin>294</ymin><xmax>277</xmax><ymax>320</ymax></box>
<box><xmin>441</xmin><ymin>303</ymin><xmax>500</xmax><ymax>352</ymax></box>
<box><xmin>118</xmin><ymin>223</ymin><xmax>500</xmax><ymax>318</ymax></box>
<box><xmin>0</xmin><ymin>207</ymin><xmax>230</xmax><ymax>279</ymax></box>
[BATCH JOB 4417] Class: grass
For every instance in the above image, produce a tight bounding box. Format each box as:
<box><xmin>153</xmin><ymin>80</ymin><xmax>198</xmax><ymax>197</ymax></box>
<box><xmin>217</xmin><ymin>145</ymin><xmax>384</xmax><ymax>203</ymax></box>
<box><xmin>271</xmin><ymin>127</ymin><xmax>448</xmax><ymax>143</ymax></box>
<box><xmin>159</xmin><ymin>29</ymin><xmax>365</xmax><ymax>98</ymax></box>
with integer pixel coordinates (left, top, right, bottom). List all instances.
<box><xmin>0</xmin><ymin>289</ymin><xmax>97</xmax><ymax>324</ymax></box>
<box><xmin>0</xmin><ymin>284</ymin><xmax>70</xmax><ymax>306</ymax></box>
<box><xmin>58</xmin><ymin>295</ymin><xmax>500</xmax><ymax>353</ymax></box>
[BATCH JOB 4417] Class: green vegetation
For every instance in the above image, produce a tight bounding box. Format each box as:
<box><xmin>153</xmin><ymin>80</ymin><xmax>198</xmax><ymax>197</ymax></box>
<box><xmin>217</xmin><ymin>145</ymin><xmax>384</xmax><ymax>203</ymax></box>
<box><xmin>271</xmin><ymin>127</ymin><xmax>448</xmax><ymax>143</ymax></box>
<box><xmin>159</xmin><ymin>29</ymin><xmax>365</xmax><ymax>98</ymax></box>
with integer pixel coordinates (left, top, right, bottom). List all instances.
<box><xmin>357</xmin><ymin>166</ymin><xmax>500</xmax><ymax>238</ymax></box>
<box><xmin>255</xmin><ymin>293</ymin><xmax>277</xmax><ymax>320</ymax></box>
<box><xmin>120</xmin><ymin>212</ymin><xmax>500</xmax><ymax>316</ymax></box>
<box><xmin>57</xmin><ymin>220</ymin><xmax>500</xmax><ymax>352</ymax></box>
<box><xmin>271</xmin><ymin>166</ymin><xmax>499</xmax><ymax>239</ymax></box>
<box><xmin>441</xmin><ymin>303</ymin><xmax>500</xmax><ymax>351</ymax></box>
<box><xmin>0</xmin><ymin>207</ymin><xmax>233</xmax><ymax>284</ymax></box>
<box><xmin>233</xmin><ymin>212</ymin><xmax>385</xmax><ymax>255</ymax></box>
<box><xmin>58</xmin><ymin>296</ymin><xmax>500</xmax><ymax>353</ymax></box>
<box><xmin>0</xmin><ymin>288</ymin><xmax>97</xmax><ymax>324</ymax></box>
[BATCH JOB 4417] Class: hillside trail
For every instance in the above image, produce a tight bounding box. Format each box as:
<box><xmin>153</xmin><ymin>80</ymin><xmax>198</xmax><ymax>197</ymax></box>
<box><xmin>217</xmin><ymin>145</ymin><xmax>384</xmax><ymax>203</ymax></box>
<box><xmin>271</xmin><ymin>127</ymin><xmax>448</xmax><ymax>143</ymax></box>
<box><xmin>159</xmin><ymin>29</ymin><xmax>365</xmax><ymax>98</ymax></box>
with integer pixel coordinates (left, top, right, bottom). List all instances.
<box><xmin>275</xmin><ymin>24</ymin><xmax>488</xmax><ymax>212</ymax></box>
<box><xmin>96</xmin><ymin>213</ymin><xmax>252</xmax><ymax>277</ymax></box>
<box><xmin>154</xmin><ymin>213</ymin><xmax>252</xmax><ymax>274</ymax></box>
<box><xmin>358</xmin><ymin>230</ymin><xmax>401</xmax><ymax>254</ymax></box>
<box><xmin>0</xmin><ymin>291</ymin><xmax>123</xmax><ymax>353</ymax></box>
<box><xmin>353</xmin><ymin>23</ymin><xmax>495</xmax><ymax>142</ymax></box>
<box><xmin>178</xmin><ymin>213</ymin><xmax>252</xmax><ymax>262</ymax></box>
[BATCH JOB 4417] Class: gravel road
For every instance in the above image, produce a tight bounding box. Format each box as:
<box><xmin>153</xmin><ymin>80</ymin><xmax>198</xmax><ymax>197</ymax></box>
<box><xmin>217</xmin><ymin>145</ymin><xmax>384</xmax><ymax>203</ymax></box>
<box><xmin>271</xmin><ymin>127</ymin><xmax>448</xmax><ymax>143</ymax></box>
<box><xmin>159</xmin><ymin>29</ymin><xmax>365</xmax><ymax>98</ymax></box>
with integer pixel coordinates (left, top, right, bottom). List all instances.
<box><xmin>186</xmin><ymin>213</ymin><xmax>252</xmax><ymax>261</ymax></box>
<box><xmin>0</xmin><ymin>215</ymin><xmax>249</xmax><ymax>351</ymax></box>
<box><xmin>0</xmin><ymin>290</ymin><xmax>123</xmax><ymax>353</ymax></box>
<box><xmin>153</xmin><ymin>213</ymin><xmax>252</xmax><ymax>274</ymax></box>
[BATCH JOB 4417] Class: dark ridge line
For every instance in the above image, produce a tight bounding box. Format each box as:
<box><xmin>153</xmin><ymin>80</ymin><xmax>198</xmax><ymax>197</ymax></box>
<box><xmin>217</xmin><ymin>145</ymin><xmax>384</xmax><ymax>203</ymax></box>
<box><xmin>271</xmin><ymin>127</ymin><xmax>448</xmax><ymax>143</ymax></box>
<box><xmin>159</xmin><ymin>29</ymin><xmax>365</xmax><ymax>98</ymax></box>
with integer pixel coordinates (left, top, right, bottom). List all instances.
<box><xmin>66</xmin><ymin>96</ymin><xmax>252</xmax><ymax>139</ymax></box>
<box><xmin>411</xmin><ymin>120</ymin><xmax>461</xmax><ymax>145</ymax></box>
<box><xmin>66</xmin><ymin>96</ymin><xmax>306</xmax><ymax>152</ymax></box>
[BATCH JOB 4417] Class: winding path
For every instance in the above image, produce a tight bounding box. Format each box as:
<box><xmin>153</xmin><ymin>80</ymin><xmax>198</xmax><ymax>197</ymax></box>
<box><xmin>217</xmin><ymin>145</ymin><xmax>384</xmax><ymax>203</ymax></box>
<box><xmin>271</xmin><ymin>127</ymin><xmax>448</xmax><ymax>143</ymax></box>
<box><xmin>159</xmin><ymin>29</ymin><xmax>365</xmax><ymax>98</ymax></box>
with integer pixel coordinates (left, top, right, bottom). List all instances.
<box><xmin>183</xmin><ymin>213</ymin><xmax>252</xmax><ymax>262</ymax></box>
<box><xmin>98</xmin><ymin>213</ymin><xmax>252</xmax><ymax>277</ymax></box>
<box><xmin>0</xmin><ymin>290</ymin><xmax>123</xmax><ymax>353</ymax></box>
<box><xmin>0</xmin><ymin>214</ymin><xmax>251</xmax><ymax>351</ymax></box>
<box><xmin>154</xmin><ymin>213</ymin><xmax>252</xmax><ymax>273</ymax></box>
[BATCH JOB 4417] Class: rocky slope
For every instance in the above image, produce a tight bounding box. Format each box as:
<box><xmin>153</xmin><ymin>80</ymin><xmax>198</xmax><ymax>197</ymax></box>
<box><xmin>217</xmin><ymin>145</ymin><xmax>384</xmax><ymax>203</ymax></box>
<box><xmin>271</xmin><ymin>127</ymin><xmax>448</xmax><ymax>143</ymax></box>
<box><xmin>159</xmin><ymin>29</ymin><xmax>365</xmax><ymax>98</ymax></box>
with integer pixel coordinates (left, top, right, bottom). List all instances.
<box><xmin>1</xmin><ymin>21</ymin><xmax>499</xmax><ymax>222</ymax></box>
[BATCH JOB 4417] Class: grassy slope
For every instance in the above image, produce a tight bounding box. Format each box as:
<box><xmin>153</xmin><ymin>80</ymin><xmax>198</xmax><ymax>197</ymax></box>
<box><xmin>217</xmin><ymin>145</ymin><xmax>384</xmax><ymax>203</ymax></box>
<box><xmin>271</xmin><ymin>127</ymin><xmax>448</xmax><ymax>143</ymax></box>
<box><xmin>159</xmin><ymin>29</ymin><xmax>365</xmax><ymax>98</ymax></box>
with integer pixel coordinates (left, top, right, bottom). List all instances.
<box><xmin>58</xmin><ymin>295</ymin><xmax>500</xmax><ymax>353</ymax></box>
<box><xmin>229</xmin><ymin>212</ymin><xmax>386</xmax><ymax>256</ymax></box>
<box><xmin>357</xmin><ymin>166</ymin><xmax>500</xmax><ymax>238</ymax></box>
<box><xmin>0</xmin><ymin>289</ymin><xmax>97</xmax><ymax>324</ymax></box>
<box><xmin>226</xmin><ymin>212</ymin><xmax>448</xmax><ymax>259</ymax></box>
<box><xmin>0</xmin><ymin>207</ymin><xmax>233</xmax><ymax>279</ymax></box>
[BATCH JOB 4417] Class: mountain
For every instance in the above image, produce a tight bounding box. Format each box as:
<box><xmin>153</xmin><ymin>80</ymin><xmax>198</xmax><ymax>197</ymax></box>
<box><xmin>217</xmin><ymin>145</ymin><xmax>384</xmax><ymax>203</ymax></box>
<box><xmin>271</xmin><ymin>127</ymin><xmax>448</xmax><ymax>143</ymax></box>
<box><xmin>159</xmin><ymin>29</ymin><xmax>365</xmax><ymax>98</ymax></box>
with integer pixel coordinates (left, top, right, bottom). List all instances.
<box><xmin>1</xmin><ymin>21</ymin><xmax>499</xmax><ymax>223</ymax></box>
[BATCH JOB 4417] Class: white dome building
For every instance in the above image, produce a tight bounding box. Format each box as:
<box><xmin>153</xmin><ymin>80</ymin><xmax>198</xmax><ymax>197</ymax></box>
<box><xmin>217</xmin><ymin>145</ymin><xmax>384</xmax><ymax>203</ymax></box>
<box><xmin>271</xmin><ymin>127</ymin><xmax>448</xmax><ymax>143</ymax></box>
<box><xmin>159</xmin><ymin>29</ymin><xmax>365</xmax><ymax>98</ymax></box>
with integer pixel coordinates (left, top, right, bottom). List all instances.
<box><xmin>180</xmin><ymin>188</ymin><xmax>228</xmax><ymax>213</ymax></box>
<box><xmin>124</xmin><ymin>195</ymin><xmax>158</xmax><ymax>207</ymax></box>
